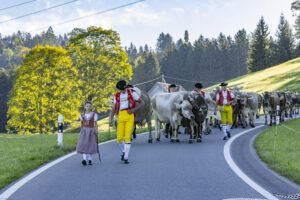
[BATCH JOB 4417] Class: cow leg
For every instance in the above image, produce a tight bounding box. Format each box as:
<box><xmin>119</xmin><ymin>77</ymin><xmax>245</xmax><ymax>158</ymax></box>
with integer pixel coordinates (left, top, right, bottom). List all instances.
<box><xmin>264</xmin><ymin>110</ymin><xmax>268</xmax><ymax>125</ymax></box>
<box><xmin>232</xmin><ymin>112</ymin><xmax>237</xmax><ymax>128</ymax></box>
<box><xmin>213</xmin><ymin>118</ymin><xmax>218</xmax><ymax>127</ymax></box>
<box><xmin>201</xmin><ymin>120</ymin><xmax>206</xmax><ymax>135</ymax></box>
<box><xmin>165</xmin><ymin>123</ymin><xmax>170</xmax><ymax>138</ymax></box>
<box><xmin>209</xmin><ymin>117</ymin><xmax>213</xmax><ymax>126</ymax></box>
<box><xmin>147</xmin><ymin>118</ymin><xmax>152</xmax><ymax>143</ymax></box>
<box><xmin>154</xmin><ymin>116</ymin><xmax>161</xmax><ymax>141</ymax></box>
<box><xmin>189</xmin><ymin>125</ymin><xmax>193</xmax><ymax>144</ymax></box>
<box><xmin>206</xmin><ymin>118</ymin><xmax>211</xmax><ymax>134</ymax></box>
<box><xmin>241</xmin><ymin>113</ymin><xmax>247</xmax><ymax>128</ymax></box>
<box><xmin>170</xmin><ymin>121</ymin><xmax>175</xmax><ymax>142</ymax></box>
<box><xmin>175</xmin><ymin>126</ymin><xmax>180</xmax><ymax>142</ymax></box>
<box><xmin>250</xmin><ymin>113</ymin><xmax>255</xmax><ymax>127</ymax></box>
<box><xmin>197</xmin><ymin>123</ymin><xmax>202</xmax><ymax>143</ymax></box>
<box><xmin>280</xmin><ymin>111</ymin><xmax>284</xmax><ymax>122</ymax></box>
<box><xmin>132</xmin><ymin>125</ymin><xmax>136</xmax><ymax>139</ymax></box>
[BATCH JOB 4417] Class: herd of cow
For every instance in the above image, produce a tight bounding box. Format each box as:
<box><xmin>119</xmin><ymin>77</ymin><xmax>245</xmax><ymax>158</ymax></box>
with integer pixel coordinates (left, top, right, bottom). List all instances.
<box><xmin>108</xmin><ymin>86</ymin><xmax>300</xmax><ymax>144</ymax></box>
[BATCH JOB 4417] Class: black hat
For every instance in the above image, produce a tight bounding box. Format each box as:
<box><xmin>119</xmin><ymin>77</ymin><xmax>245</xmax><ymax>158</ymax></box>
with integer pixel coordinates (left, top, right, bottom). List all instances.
<box><xmin>220</xmin><ymin>82</ymin><xmax>228</xmax><ymax>86</ymax></box>
<box><xmin>195</xmin><ymin>82</ymin><xmax>203</xmax><ymax>89</ymax></box>
<box><xmin>116</xmin><ymin>80</ymin><xmax>127</xmax><ymax>90</ymax></box>
<box><xmin>169</xmin><ymin>84</ymin><xmax>177</xmax><ymax>88</ymax></box>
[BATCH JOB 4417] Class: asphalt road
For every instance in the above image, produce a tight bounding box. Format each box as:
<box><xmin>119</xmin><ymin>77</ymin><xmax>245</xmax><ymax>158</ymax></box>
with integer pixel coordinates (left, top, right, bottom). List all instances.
<box><xmin>1</xmin><ymin>116</ymin><xmax>300</xmax><ymax>200</ymax></box>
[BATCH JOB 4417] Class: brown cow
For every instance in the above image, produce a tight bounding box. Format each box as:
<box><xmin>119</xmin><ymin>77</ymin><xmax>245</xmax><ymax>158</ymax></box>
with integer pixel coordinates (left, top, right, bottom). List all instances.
<box><xmin>262</xmin><ymin>92</ymin><xmax>280</xmax><ymax>126</ymax></box>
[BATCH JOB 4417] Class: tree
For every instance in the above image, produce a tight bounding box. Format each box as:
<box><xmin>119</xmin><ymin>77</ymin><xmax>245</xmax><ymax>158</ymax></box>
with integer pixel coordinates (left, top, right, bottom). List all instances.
<box><xmin>0</xmin><ymin>67</ymin><xmax>14</xmax><ymax>132</ymax></box>
<box><xmin>184</xmin><ymin>30</ymin><xmax>189</xmax><ymax>43</ymax></box>
<box><xmin>0</xmin><ymin>48</ymin><xmax>14</xmax><ymax>67</ymax></box>
<box><xmin>67</xmin><ymin>26</ymin><xmax>132</xmax><ymax>113</ymax></box>
<box><xmin>125</xmin><ymin>43</ymin><xmax>138</xmax><ymax>65</ymax></box>
<box><xmin>275</xmin><ymin>14</ymin><xmax>294</xmax><ymax>63</ymax></box>
<box><xmin>233</xmin><ymin>29</ymin><xmax>249</xmax><ymax>76</ymax></box>
<box><xmin>40</xmin><ymin>26</ymin><xmax>58</xmax><ymax>46</ymax></box>
<box><xmin>247</xmin><ymin>17</ymin><xmax>271</xmax><ymax>72</ymax></box>
<box><xmin>291</xmin><ymin>0</ymin><xmax>300</xmax><ymax>39</ymax></box>
<box><xmin>7</xmin><ymin>45</ymin><xmax>80</xmax><ymax>134</ymax></box>
<box><xmin>156</xmin><ymin>33</ymin><xmax>174</xmax><ymax>62</ymax></box>
<box><xmin>132</xmin><ymin>51</ymin><xmax>160</xmax><ymax>91</ymax></box>
<box><xmin>156</xmin><ymin>33</ymin><xmax>174</xmax><ymax>53</ymax></box>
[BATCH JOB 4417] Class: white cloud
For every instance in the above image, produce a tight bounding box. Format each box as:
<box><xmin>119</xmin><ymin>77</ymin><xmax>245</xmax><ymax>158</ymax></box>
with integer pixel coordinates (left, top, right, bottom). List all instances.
<box><xmin>171</xmin><ymin>7</ymin><xmax>185</xmax><ymax>14</ymax></box>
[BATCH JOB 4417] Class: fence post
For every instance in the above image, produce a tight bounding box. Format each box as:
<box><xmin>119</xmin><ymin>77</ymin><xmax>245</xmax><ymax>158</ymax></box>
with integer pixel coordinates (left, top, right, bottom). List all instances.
<box><xmin>276</xmin><ymin>105</ymin><xmax>280</xmax><ymax>125</ymax></box>
<box><xmin>58</xmin><ymin>115</ymin><xmax>63</xmax><ymax>148</ymax></box>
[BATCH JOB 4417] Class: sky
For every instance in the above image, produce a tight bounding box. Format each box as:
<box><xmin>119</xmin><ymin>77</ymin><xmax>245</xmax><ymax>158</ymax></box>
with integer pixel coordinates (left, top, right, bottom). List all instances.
<box><xmin>0</xmin><ymin>0</ymin><xmax>296</xmax><ymax>48</ymax></box>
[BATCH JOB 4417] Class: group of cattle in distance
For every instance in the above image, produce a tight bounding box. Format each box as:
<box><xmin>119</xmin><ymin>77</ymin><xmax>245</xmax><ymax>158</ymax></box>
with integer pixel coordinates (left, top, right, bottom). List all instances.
<box><xmin>207</xmin><ymin>86</ymin><xmax>300</xmax><ymax>128</ymax></box>
<box><xmin>107</xmin><ymin>86</ymin><xmax>300</xmax><ymax>144</ymax></box>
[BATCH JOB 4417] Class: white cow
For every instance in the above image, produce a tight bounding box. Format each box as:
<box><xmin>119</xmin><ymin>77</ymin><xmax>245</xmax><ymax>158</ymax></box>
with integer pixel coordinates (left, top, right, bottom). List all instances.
<box><xmin>151</xmin><ymin>91</ymin><xmax>195</xmax><ymax>142</ymax></box>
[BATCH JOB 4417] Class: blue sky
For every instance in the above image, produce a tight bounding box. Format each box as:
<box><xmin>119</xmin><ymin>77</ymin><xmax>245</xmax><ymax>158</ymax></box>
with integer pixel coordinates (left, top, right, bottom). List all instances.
<box><xmin>0</xmin><ymin>0</ymin><xmax>296</xmax><ymax>48</ymax></box>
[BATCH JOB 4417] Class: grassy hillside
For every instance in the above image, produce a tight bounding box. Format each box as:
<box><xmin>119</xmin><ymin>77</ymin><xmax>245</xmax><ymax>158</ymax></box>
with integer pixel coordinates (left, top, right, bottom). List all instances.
<box><xmin>206</xmin><ymin>57</ymin><xmax>300</xmax><ymax>92</ymax></box>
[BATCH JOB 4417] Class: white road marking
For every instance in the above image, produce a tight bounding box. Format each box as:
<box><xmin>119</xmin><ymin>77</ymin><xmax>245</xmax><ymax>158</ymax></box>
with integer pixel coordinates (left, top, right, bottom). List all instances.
<box><xmin>223</xmin><ymin>198</ymin><xmax>267</xmax><ymax>200</ymax></box>
<box><xmin>223</xmin><ymin>125</ymin><xmax>279</xmax><ymax>200</ymax></box>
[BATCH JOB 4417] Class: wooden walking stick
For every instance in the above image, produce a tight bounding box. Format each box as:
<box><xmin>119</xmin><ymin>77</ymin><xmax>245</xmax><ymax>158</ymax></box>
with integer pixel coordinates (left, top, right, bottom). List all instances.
<box><xmin>95</xmin><ymin>125</ymin><xmax>101</xmax><ymax>163</ymax></box>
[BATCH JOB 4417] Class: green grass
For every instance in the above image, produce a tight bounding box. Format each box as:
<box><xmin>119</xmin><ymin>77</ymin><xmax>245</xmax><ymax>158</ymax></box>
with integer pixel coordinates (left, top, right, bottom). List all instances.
<box><xmin>255</xmin><ymin>118</ymin><xmax>300</xmax><ymax>185</ymax></box>
<box><xmin>0</xmin><ymin>118</ymin><xmax>153</xmax><ymax>190</ymax></box>
<box><xmin>205</xmin><ymin>57</ymin><xmax>300</xmax><ymax>92</ymax></box>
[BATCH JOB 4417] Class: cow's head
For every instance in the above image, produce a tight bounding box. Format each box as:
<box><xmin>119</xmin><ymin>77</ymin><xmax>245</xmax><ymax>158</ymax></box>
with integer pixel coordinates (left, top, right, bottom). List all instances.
<box><xmin>175</xmin><ymin>100</ymin><xmax>195</xmax><ymax>120</ymax></box>
<box><xmin>237</xmin><ymin>92</ymin><xmax>248</xmax><ymax>105</ymax></box>
<box><xmin>189</xmin><ymin>93</ymin><xmax>207</xmax><ymax>112</ymax></box>
<box><xmin>263</xmin><ymin>92</ymin><xmax>271</xmax><ymax>107</ymax></box>
<box><xmin>285</xmin><ymin>92</ymin><xmax>293</xmax><ymax>106</ymax></box>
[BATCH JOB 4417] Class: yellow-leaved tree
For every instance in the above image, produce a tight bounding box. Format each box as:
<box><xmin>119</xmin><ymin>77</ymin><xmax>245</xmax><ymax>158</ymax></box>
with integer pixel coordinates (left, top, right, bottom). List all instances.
<box><xmin>67</xmin><ymin>26</ymin><xmax>132</xmax><ymax>113</ymax></box>
<box><xmin>7</xmin><ymin>45</ymin><xmax>81</xmax><ymax>134</ymax></box>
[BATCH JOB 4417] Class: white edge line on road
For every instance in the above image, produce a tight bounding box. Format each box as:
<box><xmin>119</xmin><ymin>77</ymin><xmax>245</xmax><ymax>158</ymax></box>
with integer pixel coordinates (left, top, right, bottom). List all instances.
<box><xmin>223</xmin><ymin>125</ymin><xmax>279</xmax><ymax>200</ymax></box>
<box><xmin>0</xmin><ymin>132</ymin><xmax>149</xmax><ymax>199</ymax></box>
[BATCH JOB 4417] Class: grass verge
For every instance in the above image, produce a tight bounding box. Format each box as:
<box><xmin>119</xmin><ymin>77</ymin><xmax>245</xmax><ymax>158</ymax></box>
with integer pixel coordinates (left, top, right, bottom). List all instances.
<box><xmin>254</xmin><ymin>118</ymin><xmax>300</xmax><ymax>185</ymax></box>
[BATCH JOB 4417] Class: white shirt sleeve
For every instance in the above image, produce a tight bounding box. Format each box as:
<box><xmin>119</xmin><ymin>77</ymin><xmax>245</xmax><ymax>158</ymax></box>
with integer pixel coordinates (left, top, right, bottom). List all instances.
<box><xmin>80</xmin><ymin>114</ymin><xmax>82</xmax><ymax>121</ymax></box>
<box><xmin>216</xmin><ymin>93</ymin><xmax>220</xmax><ymax>101</ymax></box>
<box><xmin>132</xmin><ymin>91</ymin><xmax>140</xmax><ymax>101</ymax></box>
<box><xmin>94</xmin><ymin>113</ymin><xmax>98</xmax><ymax>121</ymax></box>
<box><xmin>113</xmin><ymin>96</ymin><xmax>116</xmax><ymax>104</ymax></box>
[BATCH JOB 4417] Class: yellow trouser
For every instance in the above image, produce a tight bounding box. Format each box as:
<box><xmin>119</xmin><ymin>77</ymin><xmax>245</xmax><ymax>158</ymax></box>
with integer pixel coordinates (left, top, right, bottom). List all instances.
<box><xmin>117</xmin><ymin>110</ymin><xmax>134</xmax><ymax>143</ymax></box>
<box><xmin>219</xmin><ymin>105</ymin><xmax>233</xmax><ymax>125</ymax></box>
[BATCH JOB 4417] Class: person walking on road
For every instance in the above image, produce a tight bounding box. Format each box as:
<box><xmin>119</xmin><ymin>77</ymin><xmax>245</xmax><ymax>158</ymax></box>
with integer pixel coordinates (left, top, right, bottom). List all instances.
<box><xmin>109</xmin><ymin>80</ymin><xmax>144</xmax><ymax>164</ymax></box>
<box><xmin>192</xmin><ymin>82</ymin><xmax>211</xmax><ymax>103</ymax></box>
<box><xmin>214</xmin><ymin>82</ymin><xmax>235</xmax><ymax>140</ymax></box>
<box><xmin>168</xmin><ymin>84</ymin><xmax>177</xmax><ymax>93</ymax></box>
<box><xmin>76</xmin><ymin>101</ymin><xmax>99</xmax><ymax>165</ymax></box>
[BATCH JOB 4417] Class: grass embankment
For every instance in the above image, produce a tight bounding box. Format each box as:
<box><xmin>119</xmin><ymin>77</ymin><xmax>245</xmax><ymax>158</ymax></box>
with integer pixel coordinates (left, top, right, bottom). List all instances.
<box><xmin>0</xmin><ymin>117</ymin><xmax>153</xmax><ymax>190</ymax></box>
<box><xmin>255</xmin><ymin>118</ymin><xmax>300</xmax><ymax>185</ymax></box>
<box><xmin>206</xmin><ymin>57</ymin><xmax>300</xmax><ymax>92</ymax></box>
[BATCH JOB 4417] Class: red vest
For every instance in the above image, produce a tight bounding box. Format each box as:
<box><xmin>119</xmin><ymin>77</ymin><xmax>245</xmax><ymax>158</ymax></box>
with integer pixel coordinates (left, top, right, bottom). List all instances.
<box><xmin>115</xmin><ymin>89</ymin><xmax>136</xmax><ymax>116</ymax></box>
<box><xmin>194</xmin><ymin>89</ymin><xmax>205</xmax><ymax>96</ymax></box>
<box><xmin>81</xmin><ymin>112</ymin><xmax>95</xmax><ymax>128</ymax></box>
<box><xmin>218</xmin><ymin>90</ymin><xmax>232</xmax><ymax>106</ymax></box>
